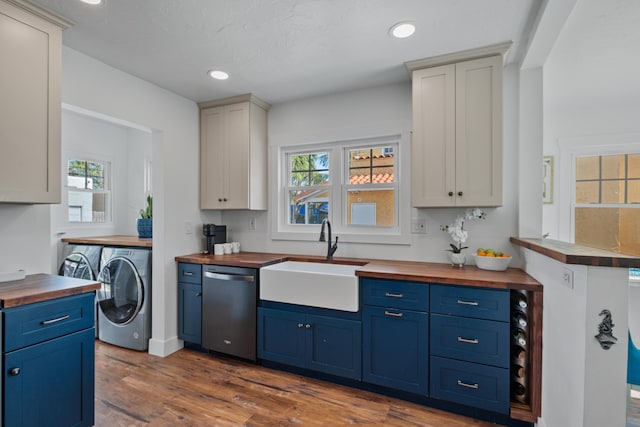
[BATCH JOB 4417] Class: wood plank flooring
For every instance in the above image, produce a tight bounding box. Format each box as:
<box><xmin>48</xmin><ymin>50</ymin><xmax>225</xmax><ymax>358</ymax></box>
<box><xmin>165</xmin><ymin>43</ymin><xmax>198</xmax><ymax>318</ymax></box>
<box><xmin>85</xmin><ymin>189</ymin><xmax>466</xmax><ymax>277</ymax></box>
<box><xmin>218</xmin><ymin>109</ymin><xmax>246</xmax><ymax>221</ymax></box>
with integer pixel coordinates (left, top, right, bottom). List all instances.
<box><xmin>95</xmin><ymin>341</ymin><xmax>502</xmax><ymax>426</ymax></box>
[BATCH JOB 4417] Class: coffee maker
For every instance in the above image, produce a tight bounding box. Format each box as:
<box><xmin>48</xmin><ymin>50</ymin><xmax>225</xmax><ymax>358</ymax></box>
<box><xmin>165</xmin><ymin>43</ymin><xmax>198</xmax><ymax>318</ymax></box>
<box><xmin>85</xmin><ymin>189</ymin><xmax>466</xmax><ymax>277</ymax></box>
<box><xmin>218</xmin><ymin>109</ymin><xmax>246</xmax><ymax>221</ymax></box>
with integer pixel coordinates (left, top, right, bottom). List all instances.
<box><xmin>203</xmin><ymin>224</ymin><xmax>227</xmax><ymax>254</ymax></box>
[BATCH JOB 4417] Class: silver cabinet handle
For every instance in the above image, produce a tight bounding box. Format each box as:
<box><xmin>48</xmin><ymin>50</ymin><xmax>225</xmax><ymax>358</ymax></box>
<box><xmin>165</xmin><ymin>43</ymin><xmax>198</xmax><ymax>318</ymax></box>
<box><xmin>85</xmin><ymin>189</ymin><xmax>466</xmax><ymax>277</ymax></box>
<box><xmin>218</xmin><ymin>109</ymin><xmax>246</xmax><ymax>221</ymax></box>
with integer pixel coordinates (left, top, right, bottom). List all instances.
<box><xmin>384</xmin><ymin>311</ymin><xmax>403</xmax><ymax>317</ymax></box>
<box><xmin>305</xmin><ymin>324</ymin><xmax>311</xmax><ymax>329</ymax></box>
<box><xmin>457</xmin><ymin>336</ymin><xmax>479</xmax><ymax>344</ymax></box>
<box><xmin>297</xmin><ymin>323</ymin><xmax>304</xmax><ymax>328</ymax></box>
<box><xmin>40</xmin><ymin>315</ymin><xmax>70</xmax><ymax>325</ymax></box>
<box><xmin>9</xmin><ymin>367</ymin><xmax>20</xmax><ymax>377</ymax></box>
<box><xmin>385</xmin><ymin>292</ymin><xmax>404</xmax><ymax>298</ymax></box>
<box><xmin>457</xmin><ymin>380</ymin><xmax>479</xmax><ymax>389</ymax></box>
<box><xmin>196</xmin><ymin>292</ymin><xmax>202</xmax><ymax>297</ymax></box>
<box><xmin>457</xmin><ymin>299</ymin><xmax>479</xmax><ymax>306</ymax></box>
<box><xmin>203</xmin><ymin>271</ymin><xmax>254</xmax><ymax>282</ymax></box>
<box><xmin>183</xmin><ymin>271</ymin><xmax>194</xmax><ymax>276</ymax></box>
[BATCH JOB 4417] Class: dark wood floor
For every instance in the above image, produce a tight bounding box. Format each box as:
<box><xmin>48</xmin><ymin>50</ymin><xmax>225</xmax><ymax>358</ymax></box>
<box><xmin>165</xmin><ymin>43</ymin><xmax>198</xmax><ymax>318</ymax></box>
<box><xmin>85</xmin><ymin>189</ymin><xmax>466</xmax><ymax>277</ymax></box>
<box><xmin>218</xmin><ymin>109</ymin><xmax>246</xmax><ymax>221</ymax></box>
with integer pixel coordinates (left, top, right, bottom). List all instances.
<box><xmin>95</xmin><ymin>341</ymin><xmax>502</xmax><ymax>426</ymax></box>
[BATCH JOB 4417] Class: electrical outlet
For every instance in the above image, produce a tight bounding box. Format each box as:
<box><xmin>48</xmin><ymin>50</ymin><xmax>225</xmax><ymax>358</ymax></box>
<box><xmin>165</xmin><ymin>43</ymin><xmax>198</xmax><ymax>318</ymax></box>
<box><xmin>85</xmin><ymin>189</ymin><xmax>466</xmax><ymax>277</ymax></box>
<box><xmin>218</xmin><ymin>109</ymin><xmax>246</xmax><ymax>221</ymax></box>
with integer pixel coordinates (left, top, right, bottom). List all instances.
<box><xmin>411</xmin><ymin>219</ymin><xmax>427</xmax><ymax>234</ymax></box>
<box><xmin>249</xmin><ymin>218</ymin><xmax>256</xmax><ymax>230</ymax></box>
<box><xmin>561</xmin><ymin>267</ymin><xmax>574</xmax><ymax>289</ymax></box>
<box><xmin>184</xmin><ymin>221</ymin><xmax>193</xmax><ymax>235</ymax></box>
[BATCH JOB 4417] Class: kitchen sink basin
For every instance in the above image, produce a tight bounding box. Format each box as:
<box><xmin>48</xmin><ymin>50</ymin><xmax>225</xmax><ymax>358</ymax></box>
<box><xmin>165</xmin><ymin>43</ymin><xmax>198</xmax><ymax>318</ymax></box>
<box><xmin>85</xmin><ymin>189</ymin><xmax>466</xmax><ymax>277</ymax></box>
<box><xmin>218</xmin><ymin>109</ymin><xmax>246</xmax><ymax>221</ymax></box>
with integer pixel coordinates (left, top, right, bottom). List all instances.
<box><xmin>260</xmin><ymin>261</ymin><xmax>361</xmax><ymax>312</ymax></box>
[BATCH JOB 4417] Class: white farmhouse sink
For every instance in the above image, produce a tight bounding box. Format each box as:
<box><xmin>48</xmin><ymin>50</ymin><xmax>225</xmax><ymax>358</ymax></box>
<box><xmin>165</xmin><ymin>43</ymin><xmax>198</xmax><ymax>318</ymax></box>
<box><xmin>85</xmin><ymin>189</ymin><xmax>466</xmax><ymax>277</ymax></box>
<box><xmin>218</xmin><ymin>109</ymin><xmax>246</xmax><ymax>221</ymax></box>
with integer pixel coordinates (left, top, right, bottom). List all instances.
<box><xmin>260</xmin><ymin>261</ymin><xmax>361</xmax><ymax>312</ymax></box>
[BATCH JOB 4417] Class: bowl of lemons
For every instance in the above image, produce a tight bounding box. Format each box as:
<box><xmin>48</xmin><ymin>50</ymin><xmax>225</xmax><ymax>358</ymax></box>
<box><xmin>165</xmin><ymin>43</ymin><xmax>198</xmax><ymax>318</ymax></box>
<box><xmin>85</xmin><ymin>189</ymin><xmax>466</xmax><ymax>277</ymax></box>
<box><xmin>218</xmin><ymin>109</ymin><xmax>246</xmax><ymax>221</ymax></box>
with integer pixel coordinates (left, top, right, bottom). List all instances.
<box><xmin>474</xmin><ymin>248</ymin><xmax>512</xmax><ymax>271</ymax></box>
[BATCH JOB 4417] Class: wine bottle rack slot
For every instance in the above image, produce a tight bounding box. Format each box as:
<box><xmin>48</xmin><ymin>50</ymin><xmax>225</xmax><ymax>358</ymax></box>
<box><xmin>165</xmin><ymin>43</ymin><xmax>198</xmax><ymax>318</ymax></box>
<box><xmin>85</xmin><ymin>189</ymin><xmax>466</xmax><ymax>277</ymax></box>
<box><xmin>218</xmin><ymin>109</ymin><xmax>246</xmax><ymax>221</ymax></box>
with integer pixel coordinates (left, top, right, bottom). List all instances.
<box><xmin>510</xmin><ymin>289</ymin><xmax>530</xmax><ymax>404</ymax></box>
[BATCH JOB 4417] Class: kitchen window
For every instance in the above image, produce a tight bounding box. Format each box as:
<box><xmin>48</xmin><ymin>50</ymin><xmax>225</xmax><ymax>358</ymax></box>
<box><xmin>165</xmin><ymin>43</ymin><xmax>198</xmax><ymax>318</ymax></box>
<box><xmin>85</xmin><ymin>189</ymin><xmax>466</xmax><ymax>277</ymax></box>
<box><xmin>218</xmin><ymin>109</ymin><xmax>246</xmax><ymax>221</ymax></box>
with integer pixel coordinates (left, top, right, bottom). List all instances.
<box><xmin>574</xmin><ymin>153</ymin><xmax>640</xmax><ymax>256</ymax></box>
<box><xmin>66</xmin><ymin>158</ymin><xmax>111</xmax><ymax>223</ymax></box>
<box><xmin>276</xmin><ymin>135</ymin><xmax>403</xmax><ymax>243</ymax></box>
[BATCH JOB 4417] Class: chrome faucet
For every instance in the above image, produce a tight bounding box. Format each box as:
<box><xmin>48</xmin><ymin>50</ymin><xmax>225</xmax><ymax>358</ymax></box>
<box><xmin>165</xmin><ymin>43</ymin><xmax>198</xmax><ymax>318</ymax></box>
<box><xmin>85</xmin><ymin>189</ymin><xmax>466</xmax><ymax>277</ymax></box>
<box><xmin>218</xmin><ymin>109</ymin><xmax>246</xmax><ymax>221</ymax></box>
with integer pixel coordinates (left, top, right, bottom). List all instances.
<box><xmin>319</xmin><ymin>218</ymin><xmax>338</xmax><ymax>260</ymax></box>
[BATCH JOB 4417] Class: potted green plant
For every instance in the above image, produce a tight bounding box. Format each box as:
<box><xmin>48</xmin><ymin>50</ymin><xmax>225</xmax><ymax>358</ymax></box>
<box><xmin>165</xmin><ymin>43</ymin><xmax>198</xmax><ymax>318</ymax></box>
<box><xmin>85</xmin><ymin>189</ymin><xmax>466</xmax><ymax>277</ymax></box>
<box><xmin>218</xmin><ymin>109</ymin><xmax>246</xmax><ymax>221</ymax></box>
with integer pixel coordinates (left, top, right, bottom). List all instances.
<box><xmin>137</xmin><ymin>195</ymin><xmax>152</xmax><ymax>238</ymax></box>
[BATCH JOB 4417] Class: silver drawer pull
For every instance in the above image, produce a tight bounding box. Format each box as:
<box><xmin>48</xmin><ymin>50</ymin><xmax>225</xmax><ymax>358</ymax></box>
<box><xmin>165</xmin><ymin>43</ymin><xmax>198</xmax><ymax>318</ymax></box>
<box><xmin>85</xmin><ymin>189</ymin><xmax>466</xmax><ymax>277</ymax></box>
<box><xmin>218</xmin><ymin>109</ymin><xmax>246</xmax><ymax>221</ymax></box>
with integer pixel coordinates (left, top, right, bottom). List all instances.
<box><xmin>457</xmin><ymin>299</ymin><xmax>479</xmax><ymax>306</ymax></box>
<box><xmin>457</xmin><ymin>336</ymin><xmax>479</xmax><ymax>344</ymax></box>
<box><xmin>183</xmin><ymin>271</ymin><xmax>194</xmax><ymax>276</ymax></box>
<box><xmin>196</xmin><ymin>292</ymin><xmax>202</xmax><ymax>297</ymax></box>
<box><xmin>40</xmin><ymin>315</ymin><xmax>70</xmax><ymax>325</ymax></box>
<box><xmin>384</xmin><ymin>310</ymin><xmax>403</xmax><ymax>318</ymax></box>
<box><xmin>385</xmin><ymin>292</ymin><xmax>404</xmax><ymax>298</ymax></box>
<box><xmin>457</xmin><ymin>380</ymin><xmax>479</xmax><ymax>389</ymax></box>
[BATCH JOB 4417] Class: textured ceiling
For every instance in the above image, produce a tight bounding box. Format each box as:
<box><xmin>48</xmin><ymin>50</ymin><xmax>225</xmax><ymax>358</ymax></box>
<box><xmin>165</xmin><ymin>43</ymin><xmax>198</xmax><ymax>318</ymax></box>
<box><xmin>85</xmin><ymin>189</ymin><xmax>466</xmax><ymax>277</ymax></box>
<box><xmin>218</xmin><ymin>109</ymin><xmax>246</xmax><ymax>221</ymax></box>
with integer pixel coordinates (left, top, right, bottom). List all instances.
<box><xmin>30</xmin><ymin>0</ymin><xmax>541</xmax><ymax>104</ymax></box>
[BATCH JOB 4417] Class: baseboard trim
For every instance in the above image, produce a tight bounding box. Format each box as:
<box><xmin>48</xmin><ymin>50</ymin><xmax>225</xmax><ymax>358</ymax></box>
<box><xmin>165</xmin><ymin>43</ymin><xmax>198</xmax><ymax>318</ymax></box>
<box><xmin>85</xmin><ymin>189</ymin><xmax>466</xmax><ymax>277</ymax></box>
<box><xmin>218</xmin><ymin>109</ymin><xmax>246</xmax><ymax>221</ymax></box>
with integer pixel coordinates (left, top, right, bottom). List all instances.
<box><xmin>148</xmin><ymin>336</ymin><xmax>183</xmax><ymax>357</ymax></box>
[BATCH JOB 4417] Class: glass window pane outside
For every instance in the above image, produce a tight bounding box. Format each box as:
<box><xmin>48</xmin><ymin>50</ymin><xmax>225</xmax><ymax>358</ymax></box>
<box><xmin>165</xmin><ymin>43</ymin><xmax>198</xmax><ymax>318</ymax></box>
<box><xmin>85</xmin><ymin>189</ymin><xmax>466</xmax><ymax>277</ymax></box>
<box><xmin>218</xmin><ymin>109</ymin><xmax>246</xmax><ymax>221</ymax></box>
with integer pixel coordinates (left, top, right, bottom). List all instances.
<box><xmin>629</xmin><ymin>180</ymin><xmax>640</xmax><ymax>204</ymax></box>
<box><xmin>68</xmin><ymin>191</ymin><xmax>108</xmax><ymax>223</ymax></box>
<box><xmin>575</xmin><ymin>207</ymin><xmax>640</xmax><ymax>257</ymax></box>
<box><xmin>601</xmin><ymin>180</ymin><xmax>624</xmax><ymax>204</ymax></box>
<box><xmin>347</xmin><ymin>189</ymin><xmax>395</xmax><ymax>226</ymax></box>
<box><xmin>576</xmin><ymin>181</ymin><xmax>599</xmax><ymax>204</ymax></box>
<box><xmin>288</xmin><ymin>189</ymin><xmax>328</xmax><ymax>225</ymax></box>
<box><xmin>629</xmin><ymin>154</ymin><xmax>640</xmax><ymax>179</ymax></box>
<box><xmin>576</xmin><ymin>156</ymin><xmax>600</xmax><ymax>180</ymax></box>
<box><xmin>289</xmin><ymin>152</ymin><xmax>329</xmax><ymax>186</ymax></box>
<box><xmin>348</xmin><ymin>146</ymin><xmax>395</xmax><ymax>186</ymax></box>
<box><xmin>601</xmin><ymin>155</ymin><xmax>625</xmax><ymax>179</ymax></box>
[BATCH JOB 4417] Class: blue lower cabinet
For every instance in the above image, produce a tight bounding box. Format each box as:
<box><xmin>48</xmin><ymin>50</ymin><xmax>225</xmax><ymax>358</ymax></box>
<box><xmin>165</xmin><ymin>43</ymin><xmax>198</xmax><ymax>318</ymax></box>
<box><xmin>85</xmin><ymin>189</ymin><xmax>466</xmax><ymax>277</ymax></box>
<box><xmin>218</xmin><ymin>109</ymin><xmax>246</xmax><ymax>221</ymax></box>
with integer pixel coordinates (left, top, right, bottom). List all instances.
<box><xmin>258</xmin><ymin>307</ymin><xmax>361</xmax><ymax>380</ymax></box>
<box><xmin>430</xmin><ymin>356</ymin><xmax>509</xmax><ymax>414</ymax></box>
<box><xmin>4</xmin><ymin>328</ymin><xmax>95</xmax><ymax>427</ymax></box>
<box><xmin>178</xmin><ymin>282</ymin><xmax>202</xmax><ymax>344</ymax></box>
<box><xmin>362</xmin><ymin>305</ymin><xmax>428</xmax><ymax>395</ymax></box>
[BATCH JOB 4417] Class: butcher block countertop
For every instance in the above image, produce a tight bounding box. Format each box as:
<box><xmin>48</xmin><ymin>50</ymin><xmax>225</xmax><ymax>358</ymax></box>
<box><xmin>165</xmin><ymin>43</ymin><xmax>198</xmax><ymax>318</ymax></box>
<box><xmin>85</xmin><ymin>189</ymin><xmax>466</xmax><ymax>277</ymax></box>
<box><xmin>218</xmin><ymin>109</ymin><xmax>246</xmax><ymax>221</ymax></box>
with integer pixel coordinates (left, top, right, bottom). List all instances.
<box><xmin>176</xmin><ymin>252</ymin><xmax>542</xmax><ymax>290</ymax></box>
<box><xmin>0</xmin><ymin>274</ymin><xmax>100</xmax><ymax>308</ymax></box>
<box><xmin>511</xmin><ymin>237</ymin><xmax>640</xmax><ymax>268</ymax></box>
<box><xmin>62</xmin><ymin>235</ymin><xmax>152</xmax><ymax>248</ymax></box>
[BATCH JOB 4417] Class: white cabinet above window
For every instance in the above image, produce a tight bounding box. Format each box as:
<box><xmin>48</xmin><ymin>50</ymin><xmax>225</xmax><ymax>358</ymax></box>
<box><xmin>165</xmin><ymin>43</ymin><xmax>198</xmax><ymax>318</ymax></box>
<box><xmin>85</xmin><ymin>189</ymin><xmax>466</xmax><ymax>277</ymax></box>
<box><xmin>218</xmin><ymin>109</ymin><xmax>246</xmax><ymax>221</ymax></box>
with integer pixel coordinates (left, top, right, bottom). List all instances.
<box><xmin>199</xmin><ymin>94</ymin><xmax>269</xmax><ymax>210</ymax></box>
<box><xmin>408</xmin><ymin>46</ymin><xmax>507</xmax><ymax>208</ymax></box>
<box><xmin>0</xmin><ymin>0</ymin><xmax>70</xmax><ymax>204</ymax></box>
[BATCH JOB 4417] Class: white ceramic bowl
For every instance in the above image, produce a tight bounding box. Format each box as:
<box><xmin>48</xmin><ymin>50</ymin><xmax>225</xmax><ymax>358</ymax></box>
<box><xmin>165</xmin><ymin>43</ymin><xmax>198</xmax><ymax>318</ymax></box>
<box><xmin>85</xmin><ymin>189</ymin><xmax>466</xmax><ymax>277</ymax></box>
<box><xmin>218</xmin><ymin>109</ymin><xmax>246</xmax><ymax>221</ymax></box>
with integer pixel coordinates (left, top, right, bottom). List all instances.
<box><xmin>473</xmin><ymin>254</ymin><xmax>512</xmax><ymax>271</ymax></box>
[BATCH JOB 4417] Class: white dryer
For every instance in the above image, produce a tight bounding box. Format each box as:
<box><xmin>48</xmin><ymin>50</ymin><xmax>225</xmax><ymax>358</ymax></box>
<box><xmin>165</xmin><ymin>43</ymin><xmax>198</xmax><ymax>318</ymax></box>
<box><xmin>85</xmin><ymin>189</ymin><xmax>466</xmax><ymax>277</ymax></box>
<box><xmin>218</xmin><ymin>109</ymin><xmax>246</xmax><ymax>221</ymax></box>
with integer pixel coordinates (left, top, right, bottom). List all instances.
<box><xmin>97</xmin><ymin>247</ymin><xmax>152</xmax><ymax>351</ymax></box>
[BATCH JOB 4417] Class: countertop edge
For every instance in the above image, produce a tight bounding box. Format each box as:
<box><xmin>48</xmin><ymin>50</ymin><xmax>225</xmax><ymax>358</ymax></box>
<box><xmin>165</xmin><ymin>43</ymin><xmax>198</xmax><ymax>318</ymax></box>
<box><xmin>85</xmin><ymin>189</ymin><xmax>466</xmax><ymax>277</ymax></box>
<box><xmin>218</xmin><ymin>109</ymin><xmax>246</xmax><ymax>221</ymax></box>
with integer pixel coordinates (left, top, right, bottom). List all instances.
<box><xmin>510</xmin><ymin>237</ymin><xmax>640</xmax><ymax>268</ymax></box>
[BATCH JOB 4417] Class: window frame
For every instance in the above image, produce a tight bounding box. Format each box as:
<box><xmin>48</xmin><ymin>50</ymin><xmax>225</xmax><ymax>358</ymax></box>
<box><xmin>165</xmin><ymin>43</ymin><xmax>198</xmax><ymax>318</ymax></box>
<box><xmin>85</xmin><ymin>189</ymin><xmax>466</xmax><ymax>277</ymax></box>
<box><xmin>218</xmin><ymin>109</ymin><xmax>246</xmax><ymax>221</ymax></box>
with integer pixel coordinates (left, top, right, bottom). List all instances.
<box><xmin>64</xmin><ymin>155</ymin><xmax>113</xmax><ymax>225</ymax></box>
<box><xmin>272</xmin><ymin>134</ymin><xmax>408</xmax><ymax>245</ymax></box>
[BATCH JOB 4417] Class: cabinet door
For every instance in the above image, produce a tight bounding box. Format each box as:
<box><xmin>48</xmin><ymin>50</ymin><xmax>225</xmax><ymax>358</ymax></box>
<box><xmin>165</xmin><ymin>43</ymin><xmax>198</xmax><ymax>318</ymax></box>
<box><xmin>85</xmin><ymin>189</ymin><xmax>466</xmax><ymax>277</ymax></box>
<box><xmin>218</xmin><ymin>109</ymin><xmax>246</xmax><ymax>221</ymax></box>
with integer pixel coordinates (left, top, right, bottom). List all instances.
<box><xmin>224</xmin><ymin>102</ymin><xmax>250</xmax><ymax>209</ymax></box>
<box><xmin>4</xmin><ymin>328</ymin><xmax>94</xmax><ymax>427</ymax></box>
<box><xmin>200</xmin><ymin>105</ymin><xmax>227</xmax><ymax>209</ymax></box>
<box><xmin>178</xmin><ymin>282</ymin><xmax>202</xmax><ymax>344</ymax></box>
<box><xmin>0</xmin><ymin>1</ymin><xmax>63</xmax><ymax>203</ymax></box>
<box><xmin>455</xmin><ymin>55</ymin><xmax>502</xmax><ymax>207</ymax></box>
<box><xmin>362</xmin><ymin>306</ymin><xmax>428</xmax><ymax>395</ymax></box>
<box><xmin>307</xmin><ymin>314</ymin><xmax>361</xmax><ymax>380</ymax></box>
<box><xmin>411</xmin><ymin>64</ymin><xmax>456</xmax><ymax>207</ymax></box>
<box><xmin>257</xmin><ymin>307</ymin><xmax>306</xmax><ymax>369</ymax></box>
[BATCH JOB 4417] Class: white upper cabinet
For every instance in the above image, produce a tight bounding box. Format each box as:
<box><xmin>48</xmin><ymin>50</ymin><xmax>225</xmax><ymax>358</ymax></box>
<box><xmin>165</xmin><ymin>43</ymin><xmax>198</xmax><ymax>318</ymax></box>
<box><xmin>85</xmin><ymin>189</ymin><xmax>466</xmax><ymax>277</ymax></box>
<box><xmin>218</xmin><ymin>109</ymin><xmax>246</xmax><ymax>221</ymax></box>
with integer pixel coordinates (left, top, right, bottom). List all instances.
<box><xmin>199</xmin><ymin>94</ymin><xmax>269</xmax><ymax>210</ymax></box>
<box><xmin>0</xmin><ymin>0</ymin><xmax>70</xmax><ymax>204</ymax></box>
<box><xmin>410</xmin><ymin>52</ymin><xmax>504</xmax><ymax>208</ymax></box>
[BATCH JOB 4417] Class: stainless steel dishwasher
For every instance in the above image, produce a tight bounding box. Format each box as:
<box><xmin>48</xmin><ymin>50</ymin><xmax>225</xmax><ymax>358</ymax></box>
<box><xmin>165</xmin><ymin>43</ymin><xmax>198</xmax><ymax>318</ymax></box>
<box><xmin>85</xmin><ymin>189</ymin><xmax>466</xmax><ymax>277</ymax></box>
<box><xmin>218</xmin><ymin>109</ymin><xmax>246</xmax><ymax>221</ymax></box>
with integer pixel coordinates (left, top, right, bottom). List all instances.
<box><xmin>202</xmin><ymin>264</ymin><xmax>257</xmax><ymax>361</ymax></box>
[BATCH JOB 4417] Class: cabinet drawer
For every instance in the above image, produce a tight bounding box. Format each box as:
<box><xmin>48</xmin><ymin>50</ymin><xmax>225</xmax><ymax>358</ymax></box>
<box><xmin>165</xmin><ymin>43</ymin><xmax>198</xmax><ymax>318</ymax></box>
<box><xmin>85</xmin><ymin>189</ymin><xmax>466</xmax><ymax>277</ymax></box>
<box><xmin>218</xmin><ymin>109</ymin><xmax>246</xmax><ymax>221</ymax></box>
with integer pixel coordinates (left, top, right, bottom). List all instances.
<box><xmin>178</xmin><ymin>263</ymin><xmax>202</xmax><ymax>284</ymax></box>
<box><xmin>430</xmin><ymin>284</ymin><xmax>509</xmax><ymax>321</ymax></box>
<box><xmin>361</xmin><ymin>278</ymin><xmax>429</xmax><ymax>311</ymax></box>
<box><xmin>4</xmin><ymin>293</ymin><xmax>95</xmax><ymax>352</ymax></box>
<box><xmin>430</xmin><ymin>356</ymin><xmax>509</xmax><ymax>414</ymax></box>
<box><xmin>430</xmin><ymin>314</ymin><xmax>509</xmax><ymax>368</ymax></box>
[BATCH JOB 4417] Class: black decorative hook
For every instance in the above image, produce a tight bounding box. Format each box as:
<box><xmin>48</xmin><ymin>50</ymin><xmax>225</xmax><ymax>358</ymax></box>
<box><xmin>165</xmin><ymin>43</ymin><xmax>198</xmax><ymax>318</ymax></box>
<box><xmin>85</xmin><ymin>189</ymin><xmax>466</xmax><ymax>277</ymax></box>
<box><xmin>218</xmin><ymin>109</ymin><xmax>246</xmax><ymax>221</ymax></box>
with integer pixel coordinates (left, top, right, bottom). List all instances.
<box><xmin>595</xmin><ymin>309</ymin><xmax>617</xmax><ymax>350</ymax></box>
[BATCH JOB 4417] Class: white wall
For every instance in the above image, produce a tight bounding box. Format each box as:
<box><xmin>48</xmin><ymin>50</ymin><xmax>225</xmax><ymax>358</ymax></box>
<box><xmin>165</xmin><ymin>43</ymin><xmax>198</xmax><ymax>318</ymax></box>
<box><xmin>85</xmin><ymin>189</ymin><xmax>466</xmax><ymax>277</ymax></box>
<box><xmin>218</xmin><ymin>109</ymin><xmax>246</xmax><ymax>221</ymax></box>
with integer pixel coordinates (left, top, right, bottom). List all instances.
<box><xmin>58</xmin><ymin>46</ymin><xmax>216</xmax><ymax>356</ymax></box>
<box><xmin>223</xmin><ymin>74</ymin><xmax>524</xmax><ymax>265</ymax></box>
<box><xmin>542</xmin><ymin>0</ymin><xmax>640</xmax><ymax>239</ymax></box>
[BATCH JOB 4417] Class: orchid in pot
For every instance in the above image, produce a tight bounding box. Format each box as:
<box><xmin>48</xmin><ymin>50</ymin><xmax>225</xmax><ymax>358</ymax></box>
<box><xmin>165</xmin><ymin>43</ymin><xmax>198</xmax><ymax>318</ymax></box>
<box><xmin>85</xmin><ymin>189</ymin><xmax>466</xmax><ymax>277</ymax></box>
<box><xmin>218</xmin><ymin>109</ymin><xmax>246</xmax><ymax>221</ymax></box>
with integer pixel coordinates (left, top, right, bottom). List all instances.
<box><xmin>440</xmin><ymin>208</ymin><xmax>486</xmax><ymax>267</ymax></box>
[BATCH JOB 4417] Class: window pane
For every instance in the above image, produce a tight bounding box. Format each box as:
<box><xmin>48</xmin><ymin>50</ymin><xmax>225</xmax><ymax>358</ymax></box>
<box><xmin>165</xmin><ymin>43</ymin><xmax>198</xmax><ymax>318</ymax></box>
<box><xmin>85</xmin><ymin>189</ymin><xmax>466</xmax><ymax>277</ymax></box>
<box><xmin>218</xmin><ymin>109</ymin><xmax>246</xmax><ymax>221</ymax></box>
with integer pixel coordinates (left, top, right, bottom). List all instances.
<box><xmin>601</xmin><ymin>155</ymin><xmax>625</xmax><ymax>179</ymax></box>
<box><xmin>348</xmin><ymin>146</ymin><xmax>395</xmax><ymax>186</ymax></box>
<box><xmin>576</xmin><ymin>207</ymin><xmax>640</xmax><ymax>256</ymax></box>
<box><xmin>629</xmin><ymin>180</ymin><xmax>640</xmax><ymax>204</ymax></box>
<box><xmin>68</xmin><ymin>191</ymin><xmax>108</xmax><ymax>222</ymax></box>
<box><xmin>290</xmin><ymin>152</ymin><xmax>329</xmax><ymax>186</ymax></box>
<box><xmin>629</xmin><ymin>154</ymin><xmax>640</xmax><ymax>179</ymax></box>
<box><xmin>576</xmin><ymin>181</ymin><xmax>599</xmax><ymax>203</ymax></box>
<box><xmin>576</xmin><ymin>156</ymin><xmax>599</xmax><ymax>180</ymax></box>
<box><xmin>601</xmin><ymin>180</ymin><xmax>624</xmax><ymax>204</ymax></box>
<box><xmin>288</xmin><ymin>189</ymin><xmax>328</xmax><ymax>224</ymax></box>
<box><xmin>347</xmin><ymin>188</ymin><xmax>395</xmax><ymax>226</ymax></box>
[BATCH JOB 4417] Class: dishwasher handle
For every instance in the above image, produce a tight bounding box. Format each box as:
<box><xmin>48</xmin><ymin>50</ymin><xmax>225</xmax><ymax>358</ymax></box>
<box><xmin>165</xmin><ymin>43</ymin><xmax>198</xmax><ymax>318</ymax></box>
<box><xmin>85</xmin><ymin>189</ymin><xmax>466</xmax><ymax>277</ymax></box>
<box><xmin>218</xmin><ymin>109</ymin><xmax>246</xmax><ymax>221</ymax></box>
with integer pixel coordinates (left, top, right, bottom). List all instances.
<box><xmin>203</xmin><ymin>271</ymin><xmax>255</xmax><ymax>282</ymax></box>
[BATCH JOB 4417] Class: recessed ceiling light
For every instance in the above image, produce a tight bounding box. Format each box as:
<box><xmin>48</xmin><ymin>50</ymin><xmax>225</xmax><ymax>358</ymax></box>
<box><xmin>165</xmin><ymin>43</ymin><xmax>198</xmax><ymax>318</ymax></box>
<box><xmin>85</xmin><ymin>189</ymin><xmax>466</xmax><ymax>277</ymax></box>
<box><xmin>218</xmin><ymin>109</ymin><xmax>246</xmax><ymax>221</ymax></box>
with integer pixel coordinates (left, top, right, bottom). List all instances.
<box><xmin>208</xmin><ymin>70</ymin><xmax>229</xmax><ymax>80</ymax></box>
<box><xmin>389</xmin><ymin>22</ymin><xmax>416</xmax><ymax>39</ymax></box>
<box><xmin>80</xmin><ymin>0</ymin><xmax>103</xmax><ymax>5</ymax></box>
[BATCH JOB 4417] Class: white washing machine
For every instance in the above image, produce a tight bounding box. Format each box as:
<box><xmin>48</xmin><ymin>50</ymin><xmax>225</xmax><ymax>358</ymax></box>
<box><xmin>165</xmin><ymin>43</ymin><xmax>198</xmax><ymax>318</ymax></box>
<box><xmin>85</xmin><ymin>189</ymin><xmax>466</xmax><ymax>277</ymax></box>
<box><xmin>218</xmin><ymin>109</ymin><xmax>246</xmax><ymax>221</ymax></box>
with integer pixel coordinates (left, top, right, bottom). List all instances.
<box><xmin>97</xmin><ymin>247</ymin><xmax>152</xmax><ymax>351</ymax></box>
